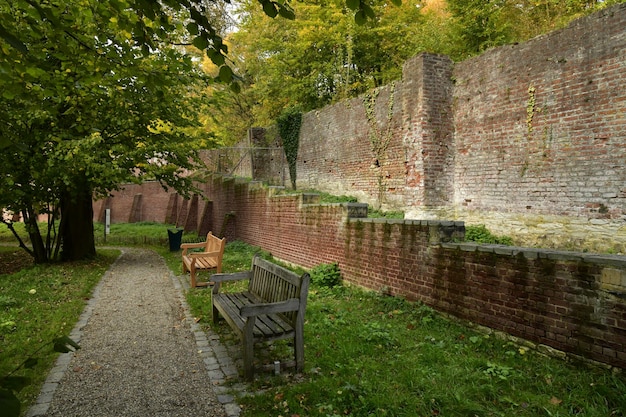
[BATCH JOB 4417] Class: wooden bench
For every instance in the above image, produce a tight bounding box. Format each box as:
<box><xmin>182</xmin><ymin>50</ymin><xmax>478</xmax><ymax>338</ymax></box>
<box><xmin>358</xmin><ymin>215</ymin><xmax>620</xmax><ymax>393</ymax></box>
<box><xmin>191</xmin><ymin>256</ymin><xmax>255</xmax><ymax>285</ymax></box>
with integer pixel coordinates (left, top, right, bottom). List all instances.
<box><xmin>181</xmin><ymin>232</ymin><xmax>226</xmax><ymax>288</ymax></box>
<box><xmin>211</xmin><ymin>255</ymin><xmax>310</xmax><ymax>380</ymax></box>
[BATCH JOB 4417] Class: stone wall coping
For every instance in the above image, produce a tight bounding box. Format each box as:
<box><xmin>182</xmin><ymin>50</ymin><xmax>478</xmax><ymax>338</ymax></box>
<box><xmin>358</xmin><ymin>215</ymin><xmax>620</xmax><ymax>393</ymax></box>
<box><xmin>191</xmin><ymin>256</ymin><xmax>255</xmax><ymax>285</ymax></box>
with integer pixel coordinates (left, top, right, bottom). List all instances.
<box><xmin>349</xmin><ymin>218</ymin><xmax>465</xmax><ymax>227</ymax></box>
<box><xmin>440</xmin><ymin>243</ymin><xmax>626</xmax><ymax>267</ymax></box>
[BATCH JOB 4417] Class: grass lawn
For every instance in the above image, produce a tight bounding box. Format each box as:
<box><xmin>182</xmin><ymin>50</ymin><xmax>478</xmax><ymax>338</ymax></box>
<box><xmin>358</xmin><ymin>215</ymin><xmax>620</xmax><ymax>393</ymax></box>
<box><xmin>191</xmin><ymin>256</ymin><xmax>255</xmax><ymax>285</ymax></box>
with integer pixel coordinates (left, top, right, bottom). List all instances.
<box><xmin>0</xmin><ymin>246</ymin><xmax>119</xmax><ymax>416</ymax></box>
<box><xmin>2</xmin><ymin>222</ymin><xmax>625</xmax><ymax>417</ymax></box>
<box><xmin>172</xmin><ymin>242</ymin><xmax>626</xmax><ymax>417</ymax></box>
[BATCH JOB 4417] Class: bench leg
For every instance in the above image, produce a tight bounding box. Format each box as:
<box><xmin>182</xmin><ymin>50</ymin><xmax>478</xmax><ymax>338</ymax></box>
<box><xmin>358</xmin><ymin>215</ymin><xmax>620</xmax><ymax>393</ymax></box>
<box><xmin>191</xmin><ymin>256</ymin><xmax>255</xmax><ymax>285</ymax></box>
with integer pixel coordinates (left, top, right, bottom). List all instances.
<box><xmin>212</xmin><ymin>304</ymin><xmax>220</xmax><ymax>324</ymax></box>
<box><xmin>294</xmin><ymin>320</ymin><xmax>305</xmax><ymax>373</ymax></box>
<box><xmin>190</xmin><ymin>268</ymin><xmax>197</xmax><ymax>288</ymax></box>
<box><xmin>243</xmin><ymin>318</ymin><xmax>256</xmax><ymax>380</ymax></box>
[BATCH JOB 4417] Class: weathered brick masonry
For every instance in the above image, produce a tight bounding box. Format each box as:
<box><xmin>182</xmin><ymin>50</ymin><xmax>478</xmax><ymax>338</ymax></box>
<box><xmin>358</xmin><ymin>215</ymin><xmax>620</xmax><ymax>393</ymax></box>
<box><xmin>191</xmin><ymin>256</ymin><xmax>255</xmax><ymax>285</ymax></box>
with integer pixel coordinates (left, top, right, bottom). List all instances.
<box><xmin>295</xmin><ymin>4</ymin><xmax>626</xmax><ymax>253</ymax></box>
<box><xmin>96</xmin><ymin>178</ymin><xmax>626</xmax><ymax>369</ymax></box>
<box><xmin>93</xmin><ymin>5</ymin><xmax>626</xmax><ymax>368</ymax></box>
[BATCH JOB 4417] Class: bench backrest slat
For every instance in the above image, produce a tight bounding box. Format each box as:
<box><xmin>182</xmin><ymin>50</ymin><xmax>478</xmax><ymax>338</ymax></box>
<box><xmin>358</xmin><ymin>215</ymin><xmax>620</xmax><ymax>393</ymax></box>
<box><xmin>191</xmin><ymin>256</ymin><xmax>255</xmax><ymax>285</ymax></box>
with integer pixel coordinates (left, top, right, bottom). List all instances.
<box><xmin>205</xmin><ymin>232</ymin><xmax>225</xmax><ymax>254</ymax></box>
<box><xmin>248</xmin><ymin>256</ymin><xmax>308</xmax><ymax>324</ymax></box>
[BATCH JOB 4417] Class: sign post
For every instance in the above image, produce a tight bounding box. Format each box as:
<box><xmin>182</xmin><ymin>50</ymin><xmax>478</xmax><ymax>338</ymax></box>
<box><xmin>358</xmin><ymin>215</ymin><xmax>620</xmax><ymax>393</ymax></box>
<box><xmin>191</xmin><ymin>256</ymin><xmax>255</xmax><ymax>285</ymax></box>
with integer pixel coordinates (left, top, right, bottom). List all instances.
<box><xmin>105</xmin><ymin>209</ymin><xmax>111</xmax><ymax>242</ymax></box>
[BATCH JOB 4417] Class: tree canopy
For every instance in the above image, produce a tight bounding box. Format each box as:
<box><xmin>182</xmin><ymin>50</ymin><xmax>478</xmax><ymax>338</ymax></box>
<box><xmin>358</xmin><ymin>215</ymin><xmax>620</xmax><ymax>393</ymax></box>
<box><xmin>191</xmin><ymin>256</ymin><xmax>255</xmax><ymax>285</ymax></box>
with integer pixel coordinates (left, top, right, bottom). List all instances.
<box><xmin>205</xmin><ymin>0</ymin><xmax>624</xmax><ymax>144</ymax></box>
<box><xmin>0</xmin><ymin>0</ymin><xmax>227</xmax><ymax>261</ymax></box>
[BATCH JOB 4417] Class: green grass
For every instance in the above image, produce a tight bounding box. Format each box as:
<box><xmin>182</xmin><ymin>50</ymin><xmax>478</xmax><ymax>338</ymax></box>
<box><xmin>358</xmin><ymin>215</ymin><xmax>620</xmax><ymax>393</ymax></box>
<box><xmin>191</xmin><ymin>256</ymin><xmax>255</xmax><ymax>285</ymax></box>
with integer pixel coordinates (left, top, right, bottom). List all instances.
<box><xmin>278</xmin><ymin>188</ymin><xmax>405</xmax><ymax>219</ymax></box>
<box><xmin>3</xmin><ymin>223</ymin><xmax>625</xmax><ymax>417</ymax></box>
<box><xmin>165</xmin><ymin>239</ymin><xmax>626</xmax><ymax>417</ymax></box>
<box><xmin>0</xmin><ymin>247</ymin><xmax>119</xmax><ymax>415</ymax></box>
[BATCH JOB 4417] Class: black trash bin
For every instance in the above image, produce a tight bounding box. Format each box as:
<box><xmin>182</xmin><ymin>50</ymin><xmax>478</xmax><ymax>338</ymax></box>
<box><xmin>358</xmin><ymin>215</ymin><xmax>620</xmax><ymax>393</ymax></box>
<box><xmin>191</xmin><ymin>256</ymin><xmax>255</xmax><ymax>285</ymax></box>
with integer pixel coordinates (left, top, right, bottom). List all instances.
<box><xmin>167</xmin><ymin>229</ymin><xmax>183</xmax><ymax>251</ymax></box>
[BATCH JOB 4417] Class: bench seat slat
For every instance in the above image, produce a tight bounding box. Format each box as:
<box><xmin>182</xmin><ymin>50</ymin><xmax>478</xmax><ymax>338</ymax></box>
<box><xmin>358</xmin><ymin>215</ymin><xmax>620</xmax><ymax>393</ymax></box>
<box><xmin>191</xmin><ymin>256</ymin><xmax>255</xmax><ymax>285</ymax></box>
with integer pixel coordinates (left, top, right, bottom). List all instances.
<box><xmin>213</xmin><ymin>293</ymin><xmax>295</xmax><ymax>340</ymax></box>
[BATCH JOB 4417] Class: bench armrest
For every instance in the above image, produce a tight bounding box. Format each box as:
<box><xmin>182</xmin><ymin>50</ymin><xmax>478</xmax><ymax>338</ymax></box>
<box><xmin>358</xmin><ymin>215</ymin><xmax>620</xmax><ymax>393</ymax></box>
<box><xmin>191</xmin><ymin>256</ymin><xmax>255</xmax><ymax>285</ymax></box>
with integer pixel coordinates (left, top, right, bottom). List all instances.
<box><xmin>180</xmin><ymin>241</ymin><xmax>205</xmax><ymax>249</ymax></box>
<box><xmin>211</xmin><ymin>271</ymin><xmax>251</xmax><ymax>283</ymax></box>
<box><xmin>181</xmin><ymin>241</ymin><xmax>206</xmax><ymax>256</ymax></box>
<box><xmin>240</xmin><ymin>298</ymin><xmax>300</xmax><ymax>317</ymax></box>
<box><xmin>212</xmin><ymin>271</ymin><xmax>251</xmax><ymax>294</ymax></box>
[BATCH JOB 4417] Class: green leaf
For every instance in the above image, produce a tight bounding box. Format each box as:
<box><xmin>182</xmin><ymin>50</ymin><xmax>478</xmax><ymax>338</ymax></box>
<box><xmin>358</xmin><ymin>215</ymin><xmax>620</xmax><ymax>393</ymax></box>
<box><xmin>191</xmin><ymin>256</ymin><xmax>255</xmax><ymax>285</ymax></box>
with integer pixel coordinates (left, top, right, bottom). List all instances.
<box><xmin>278</xmin><ymin>5</ymin><xmax>295</xmax><ymax>20</ymax></box>
<box><xmin>390</xmin><ymin>0</ymin><xmax>402</xmax><ymax>5</ymax></box>
<box><xmin>207</xmin><ymin>49</ymin><xmax>225</xmax><ymax>66</ymax></box>
<box><xmin>362</xmin><ymin>3</ymin><xmax>376</xmax><ymax>19</ymax></box>
<box><xmin>186</xmin><ymin>22</ymin><xmax>199</xmax><ymax>36</ymax></box>
<box><xmin>229</xmin><ymin>81</ymin><xmax>241</xmax><ymax>94</ymax></box>
<box><xmin>261</xmin><ymin>1</ymin><xmax>279</xmax><ymax>18</ymax></box>
<box><xmin>0</xmin><ymin>136</ymin><xmax>11</xmax><ymax>149</ymax></box>
<box><xmin>346</xmin><ymin>0</ymin><xmax>360</xmax><ymax>11</ymax></box>
<box><xmin>0</xmin><ymin>24</ymin><xmax>28</xmax><ymax>53</ymax></box>
<box><xmin>192</xmin><ymin>35</ymin><xmax>208</xmax><ymax>50</ymax></box>
<box><xmin>354</xmin><ymin>10</ymin><xmax>367</xmax><ymax>25</ymax></box>
<box><xmin>218</xmin><ymin>65</ymin><xmax>233</xmax><ymax>83</ymax></box>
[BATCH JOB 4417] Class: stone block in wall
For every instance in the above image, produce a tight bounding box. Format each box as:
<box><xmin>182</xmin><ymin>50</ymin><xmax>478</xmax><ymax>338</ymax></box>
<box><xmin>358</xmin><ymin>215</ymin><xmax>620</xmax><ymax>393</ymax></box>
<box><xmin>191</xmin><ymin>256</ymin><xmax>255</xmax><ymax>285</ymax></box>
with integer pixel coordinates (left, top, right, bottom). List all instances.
<box><xmin>601</xmin><ymin>268</ymin><xmax>626</xmax><ymax>296</ymax></box>
<box><xmin>301</xmin><ymin>193</ymin><xmax>321</xmax><ymax>205</ymax></box>
<box><xmin>424</xmin><ymin>220</ymin><xmax>465</xmax><ymax>244</ymax></box>
<box><xmin>346</xmin><ymin>203</ymin><xmax>368</xmax><ymax>218</ymax></box>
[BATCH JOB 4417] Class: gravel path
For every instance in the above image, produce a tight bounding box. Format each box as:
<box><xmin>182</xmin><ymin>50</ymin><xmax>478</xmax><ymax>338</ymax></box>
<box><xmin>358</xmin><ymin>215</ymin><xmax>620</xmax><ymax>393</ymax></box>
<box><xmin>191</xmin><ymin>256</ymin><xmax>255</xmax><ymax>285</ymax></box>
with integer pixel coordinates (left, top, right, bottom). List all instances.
<box><xmin>27</xmin><ymin>248</ymin><xmax>239</xmax><ymax>417</ymax></box>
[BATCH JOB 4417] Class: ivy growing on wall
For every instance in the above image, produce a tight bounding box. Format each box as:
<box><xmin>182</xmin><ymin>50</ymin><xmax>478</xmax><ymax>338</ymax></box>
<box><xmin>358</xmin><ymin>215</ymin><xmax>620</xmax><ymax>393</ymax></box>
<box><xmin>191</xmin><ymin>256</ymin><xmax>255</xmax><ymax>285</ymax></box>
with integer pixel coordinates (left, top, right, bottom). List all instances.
<box><xmin>364</xmin><ymin>83</ymin><xmax>395</xmax><ymax>209</ymax></box>
<box><xmin>277</xmin><ymin>106</ymin><xmax>303</xmax><ymax>189</ymax></box>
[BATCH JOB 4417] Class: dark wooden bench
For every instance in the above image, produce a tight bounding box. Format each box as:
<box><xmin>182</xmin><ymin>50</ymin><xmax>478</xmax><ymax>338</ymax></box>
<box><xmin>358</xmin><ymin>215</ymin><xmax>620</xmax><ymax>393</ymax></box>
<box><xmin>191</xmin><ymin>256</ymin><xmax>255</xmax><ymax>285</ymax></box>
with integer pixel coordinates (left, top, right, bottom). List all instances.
<box><xmin>211</xmin><ymin>255</ymin><xmax>310</xmax><ymax>380</ymax></box>
<box><xmin>181</xmin><ymin>232</ymin><xmax>226</xmax><ymax>288</ymax></box>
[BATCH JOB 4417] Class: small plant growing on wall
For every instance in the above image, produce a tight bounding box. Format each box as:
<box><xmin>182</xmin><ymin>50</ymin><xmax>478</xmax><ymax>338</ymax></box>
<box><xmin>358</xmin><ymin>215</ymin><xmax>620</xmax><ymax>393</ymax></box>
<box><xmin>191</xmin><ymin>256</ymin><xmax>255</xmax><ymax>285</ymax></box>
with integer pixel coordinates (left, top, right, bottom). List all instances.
<box><xmin>465</xmin><ymin>224</ymin><xmax>513</xmax><ymax>245</ymax></box>
<box><xmin>277</xmin><ymin>106</ymin><xmax>303</xmax><ymax>190</ymax></box>
<box><xmin>364</xmin><ymin>83</ymin><xmax>395</xmax><ymax>209</ymax></box>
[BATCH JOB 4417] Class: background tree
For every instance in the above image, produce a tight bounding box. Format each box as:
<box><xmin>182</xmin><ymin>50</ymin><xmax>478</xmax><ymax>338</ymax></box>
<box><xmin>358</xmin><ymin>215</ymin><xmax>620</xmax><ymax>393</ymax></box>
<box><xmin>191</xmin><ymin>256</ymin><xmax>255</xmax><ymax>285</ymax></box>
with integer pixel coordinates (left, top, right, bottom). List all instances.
<box><xmin>0</xmin><ymin>0</ymin><xmax>222</xmax><ymax>262</ymax></box>
<box><xmin>0</xmin><ymin>0</ymin><xmax>386</xmax><ymax>262</ymax></box>
<box><xmin>230</xmin><ymin>0</ymin><xmax>429</xmax><ymax>129</ymax></box>
<box><xmin>211</xmin><ymin>0</ymin><xmax>623</xmax><ymax>143</ymax></box>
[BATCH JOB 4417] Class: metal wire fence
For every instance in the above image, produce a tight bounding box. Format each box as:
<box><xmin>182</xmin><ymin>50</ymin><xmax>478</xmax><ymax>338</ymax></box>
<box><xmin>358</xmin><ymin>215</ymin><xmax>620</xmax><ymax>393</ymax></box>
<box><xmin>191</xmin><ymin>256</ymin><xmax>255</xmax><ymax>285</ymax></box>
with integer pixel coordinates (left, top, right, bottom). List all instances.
<box><xmin>199</xmin><ymin>147</ymin><xmax>287</xmax><ymax>186</ymax></box>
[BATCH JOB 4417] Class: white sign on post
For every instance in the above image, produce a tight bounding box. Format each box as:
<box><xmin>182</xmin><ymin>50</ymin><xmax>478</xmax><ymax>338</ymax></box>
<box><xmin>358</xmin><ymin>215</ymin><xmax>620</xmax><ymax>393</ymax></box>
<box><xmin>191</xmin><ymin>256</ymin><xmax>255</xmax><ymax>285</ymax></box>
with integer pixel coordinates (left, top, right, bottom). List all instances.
<box><xmin>105</xmin><ymin>209</ymin><xmax>111</xmax><ymax>235</ymax></box>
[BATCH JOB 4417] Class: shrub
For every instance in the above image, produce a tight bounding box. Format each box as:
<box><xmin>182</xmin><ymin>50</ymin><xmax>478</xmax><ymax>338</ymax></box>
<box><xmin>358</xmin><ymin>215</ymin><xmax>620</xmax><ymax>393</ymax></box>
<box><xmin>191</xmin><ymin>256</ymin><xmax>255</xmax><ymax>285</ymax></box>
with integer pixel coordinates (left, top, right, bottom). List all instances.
<box><xmin>309</xmin><ymin>262</ymin><xmax>342</xmax><ymax>288</ymax></box>
<box><xmin>465</xmin><ymin>224</ymin><xmax>514</xmax><ymax>245</ymax></box>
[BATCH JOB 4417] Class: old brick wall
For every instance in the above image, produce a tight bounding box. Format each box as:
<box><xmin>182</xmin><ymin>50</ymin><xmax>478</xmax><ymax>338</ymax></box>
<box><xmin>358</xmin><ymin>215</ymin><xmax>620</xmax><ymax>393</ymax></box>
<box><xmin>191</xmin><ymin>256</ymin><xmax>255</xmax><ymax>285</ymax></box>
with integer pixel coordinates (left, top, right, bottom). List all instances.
<box><xmin>194</xmin><ymin>178</ymin><xmax>626</xmax><ymax>369</ymax></box>
<box><xmin>292</xmin><ymin>4</ymin><xmax>626</xmax><ymax>252</ymax></box>
<box><xmin>228</xmin><ymin>179</ymin><xmax>626</xmax><ymax>369</ymax></box>
<box><xmin>296</xmin><ymin>86</ymin><xmax>407</xmax><ymax>210</ymax></box>
<box><xmin>93</xmin><ymin>182</ymin><xmax>173</xmax><ymax>224</ymax></box>
<box><xmin>446</xmin><ymin>4</ymin><xmax>626</xmax><ymax>252</ymax></box>
<box><xmin>93</xmin><ymin>175</ymin><xmax>626</xmax><ymax>369</ymax></box>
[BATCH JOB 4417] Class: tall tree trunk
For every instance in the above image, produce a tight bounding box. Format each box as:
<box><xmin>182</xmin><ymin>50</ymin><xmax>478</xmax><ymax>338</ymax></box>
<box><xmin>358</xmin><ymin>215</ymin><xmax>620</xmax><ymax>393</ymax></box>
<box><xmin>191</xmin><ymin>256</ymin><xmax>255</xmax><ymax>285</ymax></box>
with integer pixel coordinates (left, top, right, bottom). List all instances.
<box><xmin>23</xmin><ymin>205</ymin><xmax>48</xmax><ymax>263</ymax></box>
<box><xmin>60</xmin><ymin>184</ymin><xmax>96</xmax><ymax>261</ymax></box>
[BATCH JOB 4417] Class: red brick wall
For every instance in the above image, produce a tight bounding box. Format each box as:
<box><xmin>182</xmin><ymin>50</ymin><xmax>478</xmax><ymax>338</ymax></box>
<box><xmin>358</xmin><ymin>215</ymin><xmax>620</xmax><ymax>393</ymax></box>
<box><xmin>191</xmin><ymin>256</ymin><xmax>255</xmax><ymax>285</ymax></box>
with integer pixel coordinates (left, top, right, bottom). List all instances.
<box><xmin>204</xmin><ymin>178</ymin><xmax>626</xmax><ymax>369</ymax></box>
<box><xmin>94</xmin><ymin>176</ymin><xmax>626</xmax><ymax>369</ymax></box>
<box><xmin>451</xmin><ymin>5</ymin><xmax>626</xmax><ymax>220</ymax></box>
<box><xmin>292</xmin><ymin>4</ymin><xmax>626</xmax><ymax>251</ymax></box>
<box><xmin>93</xmin><ymin>182</ymin><xmax>173</xmax><ymax>224</ymax></box>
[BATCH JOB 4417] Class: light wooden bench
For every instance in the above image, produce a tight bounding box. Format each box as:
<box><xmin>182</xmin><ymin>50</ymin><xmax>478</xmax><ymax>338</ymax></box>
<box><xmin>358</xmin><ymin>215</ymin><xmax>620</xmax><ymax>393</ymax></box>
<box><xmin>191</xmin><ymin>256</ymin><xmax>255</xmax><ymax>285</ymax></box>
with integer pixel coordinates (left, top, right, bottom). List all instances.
<box><xmin>211</xmin><ymin>255</ymin><xmax>310</xmax><ymax>380</ymax></box>
<box><xmin>181</xmin><ymin>232</ymin><xmax>226</xmax><ymax>288</ymax></box>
